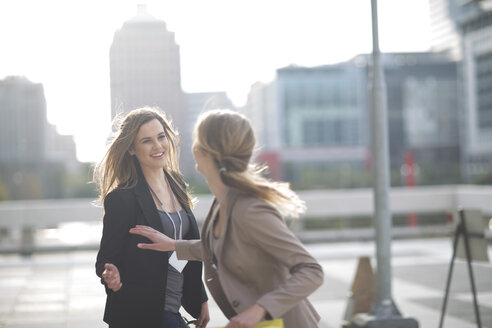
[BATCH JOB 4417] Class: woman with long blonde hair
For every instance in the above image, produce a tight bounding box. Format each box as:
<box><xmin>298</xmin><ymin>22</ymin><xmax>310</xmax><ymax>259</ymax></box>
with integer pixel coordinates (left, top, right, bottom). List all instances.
<box><xmin>94</xmin><ymin>107</ymin><xmax>209</xmax><ymax>328</ymax></box>
<box><xmin>130</xmin><ymin>109</ymin><xmax>323</xmax><ymax>328</ymax></box>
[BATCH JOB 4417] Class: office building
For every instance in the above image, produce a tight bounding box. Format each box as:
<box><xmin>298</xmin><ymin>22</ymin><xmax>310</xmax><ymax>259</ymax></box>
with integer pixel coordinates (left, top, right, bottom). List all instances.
<box><xmin>429</xmin><ymin>0</ymin><xmax>461</xmax><ymax>59</ymax></box>
<box><xmin>182</xmin><ymin>92</ymin><xmax>235</xmax><ymax>179</ymax></box>
<box><xmin>110</xmin><ymin>5</ymin><xmax>184</xmax><ymax>130</ymax></box>
<box><xmin>244</xmin><ymin>81</ymin><xmax>279</xmax><ymax>151</ymax></box>
<box><xmin>245</xmin><ymin>63</ymin><xmax>369</xmax><ymax>187</ymax></box>
<box><xmin>0</xmin><ymin>76</ymin><xmax>78</xmax><ymax>199</ymax></box>
<box><xmin>447</xmin><ymin>0</ymin><xmax>492</xmax><ymax>181</ymax></box>
<box><xmin>245</xmin><ymin>52</ymin><xmax>460</xmax><ymax>187</ymax></box>
<box><xmin>0</xmin><ymin>76</ymin><xmax>47</xmax><ymax>164</ymax></box>
<box><xmin>355</xmin><ymin>52</ymin><xmax>460</xmax><ymax>185</ymax></box>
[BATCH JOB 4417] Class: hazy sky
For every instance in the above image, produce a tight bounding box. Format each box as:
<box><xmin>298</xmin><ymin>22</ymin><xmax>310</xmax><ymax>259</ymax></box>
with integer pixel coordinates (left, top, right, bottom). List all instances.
<box><xmin>0</xmin><ymin>0</ymin><xmax>431</xmax><ymax>162</ymax></box>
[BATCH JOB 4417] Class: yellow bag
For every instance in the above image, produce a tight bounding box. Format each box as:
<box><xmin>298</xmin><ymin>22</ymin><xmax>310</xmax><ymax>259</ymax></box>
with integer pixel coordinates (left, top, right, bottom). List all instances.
<box><xmin>254</xmin><ymin>319</ymin><xmax>284</xmax><ymax>328</ymax></box>
<box><xmin>213</xmin><ymin>318</ymin><xmax>284</xmax><ymax>328</ymax></box>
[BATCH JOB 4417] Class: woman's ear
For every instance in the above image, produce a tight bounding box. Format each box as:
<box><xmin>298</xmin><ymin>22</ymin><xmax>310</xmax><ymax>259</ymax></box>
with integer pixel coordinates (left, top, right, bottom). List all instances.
<box><xmin>128</xmin><ymin>147</ymin><xmax>135</xmax><ymax>156</ymax></box>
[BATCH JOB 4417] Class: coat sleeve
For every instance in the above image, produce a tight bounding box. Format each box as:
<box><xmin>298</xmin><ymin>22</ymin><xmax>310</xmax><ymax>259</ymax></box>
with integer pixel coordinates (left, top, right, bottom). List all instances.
<box><xmin>95</xmin><ymin>191</ymin><xmax>136</xmax><ymax>285</ymax></box>
<box><xmin>236</xmin><ymin>201</ymin><xmax>324</xmax><ymax>319</ymax></box>
<box><xmin>175</xmin><ymin>239</ymin><xmax>203</xmax><ymax>261</ymax></box>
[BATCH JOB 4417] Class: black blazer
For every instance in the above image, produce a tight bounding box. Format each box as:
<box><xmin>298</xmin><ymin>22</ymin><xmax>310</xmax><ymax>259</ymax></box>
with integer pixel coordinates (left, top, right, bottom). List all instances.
<box><xmin>95</xmin><ymin>170</ymin><xmax>207</xmax><ymax>328</ymax></box>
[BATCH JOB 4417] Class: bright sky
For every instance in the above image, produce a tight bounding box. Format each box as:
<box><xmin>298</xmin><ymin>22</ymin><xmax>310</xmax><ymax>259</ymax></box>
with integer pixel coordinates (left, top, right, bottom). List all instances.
<box><xmin>0</xmin><ymin>0</ymin><xmax>431</xmax><ymax>163</ymax></box>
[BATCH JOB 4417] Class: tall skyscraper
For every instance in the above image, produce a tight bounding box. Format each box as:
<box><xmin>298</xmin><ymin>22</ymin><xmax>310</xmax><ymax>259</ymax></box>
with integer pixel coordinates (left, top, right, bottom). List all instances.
<box><xmin>0</xmin><ymin>76</ymin><xmax>47</xmax><ymax>164</ymax></box>
<box><xmin>110</xmin><ymin>5</ymin><xmax>183</xmax><ymax>129</ymax></box>
<box><xmin>0</xmin><ymin>76</ymin><xmax>78</xmax><ymax>199</ymax></box>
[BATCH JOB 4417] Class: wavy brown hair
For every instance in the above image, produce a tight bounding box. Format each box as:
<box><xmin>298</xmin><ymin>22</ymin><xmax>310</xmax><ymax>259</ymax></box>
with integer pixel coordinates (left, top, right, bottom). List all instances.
<box><xmin>194</xmin><ymin>109</ymin><xmax>305</xmax><ymax>217</ymax></box>
<box><xmin>93</xmin><ymin>107</ymin><xmax>193</xmax><ymax>208</ymax></box>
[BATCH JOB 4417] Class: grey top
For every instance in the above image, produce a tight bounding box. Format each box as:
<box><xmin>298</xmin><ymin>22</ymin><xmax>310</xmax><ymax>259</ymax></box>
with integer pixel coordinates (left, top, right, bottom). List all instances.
<box><xmin>158</xmin><ymin>209</ymin><xmax>190</xmax><ymax>313</ymax></box>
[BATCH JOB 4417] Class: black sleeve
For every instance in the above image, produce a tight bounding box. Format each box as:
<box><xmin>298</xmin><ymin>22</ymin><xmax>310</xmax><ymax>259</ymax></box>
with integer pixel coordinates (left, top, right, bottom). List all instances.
<box><xmin>181</xmin><ymin>260</ymin><xmax>208</xmax><ymax>318</ymax></box>
<box><xmin>201</xmin><ymin>281</ymin><xmax>208</xmax><ymax>304</ymax></box>
<box><xmin>95</xmin><ymin>190</ymin><xmax>135</xmax><ymax>284</ymax></box>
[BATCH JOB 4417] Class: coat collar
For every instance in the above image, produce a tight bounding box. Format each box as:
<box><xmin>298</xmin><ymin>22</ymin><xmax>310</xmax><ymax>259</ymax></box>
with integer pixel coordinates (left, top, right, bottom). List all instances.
<box><xmin>133</xmin><ymin>168</ymin><xmax>200</xmax><ymax>239</ymax></box>
<box><xmin>165</xmin><ymin>171</ymin><xmax>200</xmax><ymax>239</ymax></box>
<box><xmin>134</xmin><ymin>170</ymin><xmax>163</xmax><ymax>232</ymax></box>
<box><xmin>201</xmin><ymin>187</ymin><xmax>244</xmax><ymax>262</ymax></box>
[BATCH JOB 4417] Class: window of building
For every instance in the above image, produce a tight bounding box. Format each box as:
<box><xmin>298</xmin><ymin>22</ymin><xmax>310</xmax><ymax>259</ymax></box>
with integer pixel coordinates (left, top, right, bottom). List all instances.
<box><xmin>476</xmin><ymin>51</ymin><xmax>492</xmax><ymax>129</ymax></box>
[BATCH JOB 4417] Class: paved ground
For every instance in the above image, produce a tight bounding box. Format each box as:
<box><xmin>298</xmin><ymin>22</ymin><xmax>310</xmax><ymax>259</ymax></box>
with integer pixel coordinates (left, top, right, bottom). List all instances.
<box><xmin>0</xmin><ymin>238</ymin><xmax>491</xmax><ymax>328</ymax></box>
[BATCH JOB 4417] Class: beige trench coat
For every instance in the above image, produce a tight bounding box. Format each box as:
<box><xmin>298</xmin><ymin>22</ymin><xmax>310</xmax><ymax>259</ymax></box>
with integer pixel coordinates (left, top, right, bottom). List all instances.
<box><xmin>175</xmin><ymin>188</ymin><xmax>324</xmax><ymax>328</ymax></box>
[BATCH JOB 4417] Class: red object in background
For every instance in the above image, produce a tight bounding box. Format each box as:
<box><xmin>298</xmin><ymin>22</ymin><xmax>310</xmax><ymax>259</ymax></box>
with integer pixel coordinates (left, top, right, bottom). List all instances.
<box><xmin>257</xmin><ymin>151</ymin><xmax>281</xmax><ymax>181</ymax></box>
<box><xmin>405</xmin><ymin>150</ymin><xmax>416</xmax><ymax>187</ymax></box>
<box><xmin>405</xmin><ymin>150</ymin><xmax>418</xmax><ymax>227</ymax></box>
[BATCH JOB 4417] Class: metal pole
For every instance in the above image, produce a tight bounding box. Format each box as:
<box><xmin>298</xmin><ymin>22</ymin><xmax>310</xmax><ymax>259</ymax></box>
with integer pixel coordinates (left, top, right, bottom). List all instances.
<box><xmin>369</xmin><ymin>0</ymin><xmax>395</xmax><ymax>316</ymax></box>
<box><xmin>350</xmin><ymin>3</ymin><xmax>419</xmax><ymax>325</ymax></box>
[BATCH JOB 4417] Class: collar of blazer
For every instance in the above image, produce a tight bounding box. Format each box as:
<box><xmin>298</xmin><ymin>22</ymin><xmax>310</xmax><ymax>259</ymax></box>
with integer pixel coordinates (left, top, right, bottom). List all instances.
<box><xmin>134</xmin><ymin>172</ymin><xmax>165</xmax><ymax>233</ymax></box>
<box><xmin>202</xmin><ymin>187</ymin><xmax>245</xmax><ymax>262</ymax></box>
<box><xmin>164</xmin><ymin>171</ymin><xmax>201</xmax><ymax>239</ymax></box>
<box><xmin>133</xmin><ymin>169</ymin><xmax>200</xmax><ymax>239</ymax></box>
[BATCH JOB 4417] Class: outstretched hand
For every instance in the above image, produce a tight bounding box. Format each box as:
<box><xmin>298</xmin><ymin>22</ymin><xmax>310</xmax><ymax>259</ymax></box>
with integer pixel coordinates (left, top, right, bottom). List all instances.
<box><xmin>102</xmin><ymin>263</ymin><xmax>122</xmax><ymax>292</ymax></box>
<box><xmin>129</xmin><ymin>225</ymin><xmax>176</xmax><ymax>252</ymax></box>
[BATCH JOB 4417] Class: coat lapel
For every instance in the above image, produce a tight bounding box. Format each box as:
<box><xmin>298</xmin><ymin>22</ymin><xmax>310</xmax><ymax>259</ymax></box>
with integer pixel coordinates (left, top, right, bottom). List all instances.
<box><xmin>201</xmin><ymin>197</ymin><xmax>218</xmax><ymax>263</ymax></box>
<box><xmin>219</xmin><ymin>188</ymin><xmax>239</xmax><ymax>257</ymax></box>
<box><xmin>134</xmin><ymin>168</ymin><xmax>203</xmax><ymax>238</ymax></box>
<box><xmin>183</xmin><ymin>205</ymin><xmax>199</xmax><ymax>239</ymax></box>
<box><xmin>207</xmin><ymin>188</ymin><xmax>240</xmax><ymax>266</ymax></box>
<box><xmin>134</xmin><ymin>175</ymin><xmax>164</xmax><ymax>233</ymax></box>
<box><xmin>165</xmin><ymin>171</ymin><xmax>200</xmax><ymax>240</ymax></box>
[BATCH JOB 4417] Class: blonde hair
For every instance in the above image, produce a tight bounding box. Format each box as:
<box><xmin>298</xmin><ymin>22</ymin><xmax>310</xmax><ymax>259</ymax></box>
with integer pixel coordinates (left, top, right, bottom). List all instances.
<box><xmin>194</xmin><ymin>109</ymin><xmax>305</xmax><ymax>217</ymax></box>
<box><xmin>93</xmin><ymin>107</ymin><xmax>193</xmax><ymax>208</ymax></box>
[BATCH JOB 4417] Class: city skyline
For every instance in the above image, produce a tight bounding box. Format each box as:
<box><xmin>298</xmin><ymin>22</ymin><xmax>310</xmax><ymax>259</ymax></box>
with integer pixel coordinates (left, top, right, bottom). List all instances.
<box><xmin>0</xmin><ymin>0</ymin><xmax>431</xmax><ymax>162</ymax></box>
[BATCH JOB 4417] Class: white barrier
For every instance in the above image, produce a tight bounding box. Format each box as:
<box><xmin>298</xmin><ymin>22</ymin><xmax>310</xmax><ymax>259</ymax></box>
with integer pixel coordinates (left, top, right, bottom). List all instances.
<box><xmin>1</xmin><ymin>185</ymin><xmax>491</xmax><ymax>253</ymax></box>
<box><xmin>301</xmin><ymin>185</ymin><xmax>492</xmax><ymax>218</ymax></box>
<box><xmin>1</xmin><ymin>185</ymin><xmax>491</xmax><ymax>228</ymax></box>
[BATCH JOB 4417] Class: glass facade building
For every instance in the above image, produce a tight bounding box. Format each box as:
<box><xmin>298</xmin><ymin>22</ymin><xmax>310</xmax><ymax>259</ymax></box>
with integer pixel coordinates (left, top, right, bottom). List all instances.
<box><xmin>448</xmin><ymin>0</ymin><xmax>492</xmax><ymax>180</ymax></box>
<box><xmin>245</xmin><ymin>52</ymin><xmax>460</xmax><ymax>187</ymax></box>
<box><xmin>278</xmin><ymin>64</ymin><xmax>365</xmax><ymax>148</ymax></box>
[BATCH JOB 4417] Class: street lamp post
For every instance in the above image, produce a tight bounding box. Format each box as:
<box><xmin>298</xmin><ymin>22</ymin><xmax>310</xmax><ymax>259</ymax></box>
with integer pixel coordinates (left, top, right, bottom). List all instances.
<box><xmin>350</xmin><ymin>1</ymin><xmax>419</xmax><ymax>327</ymax></box>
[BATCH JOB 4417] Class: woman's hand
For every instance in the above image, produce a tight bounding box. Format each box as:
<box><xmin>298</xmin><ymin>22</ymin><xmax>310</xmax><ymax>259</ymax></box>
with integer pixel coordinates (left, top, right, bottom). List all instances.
<box><xmin>225</xmin><ymin>304</ymin><xmax>267</xmax><ymax>328</ymax></box>
<box><xmin>102</xmin><ymin>263</ymin><xmax>122</xmax><ymax>292</ymax></box>
<box><xmin>195</xmin><ymin>301</ymin><xmax>210</xmax><ymax>328</ymax></box>
<box><xmin>129</xmin><ymin>225</ymin><xmax>176</xmax><ymax>252</ymax></box>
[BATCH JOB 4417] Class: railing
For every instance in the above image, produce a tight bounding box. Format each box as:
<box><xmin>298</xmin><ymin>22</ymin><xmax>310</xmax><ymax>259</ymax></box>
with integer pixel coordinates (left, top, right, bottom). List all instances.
<box><xmin>1</xmin><ymin>185</ymin><xmax>491</xmax><ymax>253</ymax></box>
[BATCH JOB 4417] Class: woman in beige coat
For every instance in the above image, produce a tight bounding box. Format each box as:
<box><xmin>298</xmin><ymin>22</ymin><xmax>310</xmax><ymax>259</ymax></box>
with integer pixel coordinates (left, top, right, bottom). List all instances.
<box><xmin>130</xmin><ymin>109</ymin><xmax>324</xmax><ymax>328</ymax></box>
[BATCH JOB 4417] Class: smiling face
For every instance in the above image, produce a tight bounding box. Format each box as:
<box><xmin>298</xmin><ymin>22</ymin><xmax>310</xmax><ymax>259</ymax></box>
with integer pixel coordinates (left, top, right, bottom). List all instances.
<box><xmin>129</xmin><ymin>119</ymin><xmax>169</xmax><ymax>171</ymax></box>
